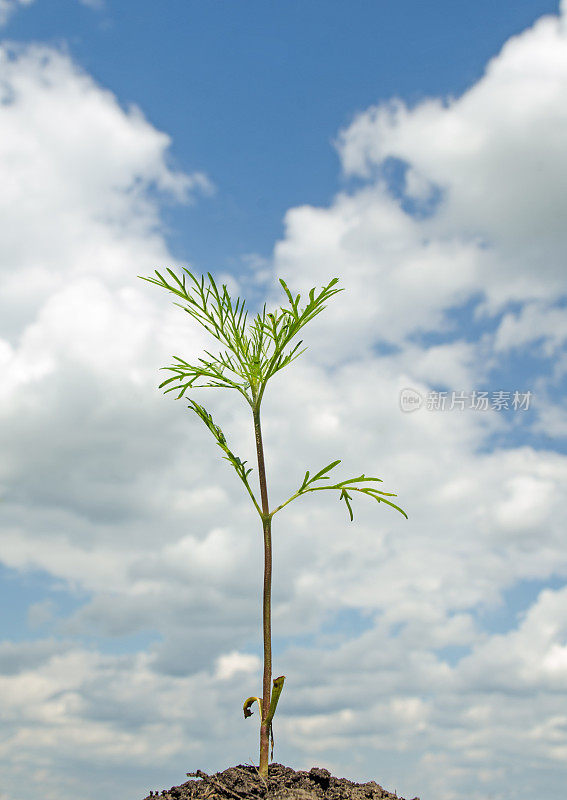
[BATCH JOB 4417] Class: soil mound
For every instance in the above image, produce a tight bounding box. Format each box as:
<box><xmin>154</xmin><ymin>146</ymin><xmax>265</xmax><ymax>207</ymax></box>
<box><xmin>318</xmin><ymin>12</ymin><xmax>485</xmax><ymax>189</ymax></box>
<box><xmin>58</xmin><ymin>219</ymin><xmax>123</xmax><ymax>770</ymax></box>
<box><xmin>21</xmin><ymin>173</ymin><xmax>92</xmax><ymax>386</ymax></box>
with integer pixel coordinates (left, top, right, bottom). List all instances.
<box><xmin>142</xmin><ymin>762</ymin><xmax>419</xmax><ymax>800</ymax></box>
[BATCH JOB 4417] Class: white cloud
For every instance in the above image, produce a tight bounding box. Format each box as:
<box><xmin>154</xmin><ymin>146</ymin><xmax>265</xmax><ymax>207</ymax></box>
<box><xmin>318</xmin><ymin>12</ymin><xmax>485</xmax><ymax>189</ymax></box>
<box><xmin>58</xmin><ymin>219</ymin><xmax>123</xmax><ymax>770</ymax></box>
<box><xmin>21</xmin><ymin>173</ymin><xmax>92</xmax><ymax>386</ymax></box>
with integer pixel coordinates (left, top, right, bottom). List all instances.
<box><xmin>214</xmin><ymin>650</ymin><xmax>260</xmax><ymax>680</ymax></box>
<box><xmin>253</xmin><ymin>7</ymin><xmax>567</xmax><ymax>794</ymax></box>
<box><xmin>0</xmin><ymin>0</ymin><xmax>104</xmax><ymax>26</ymax></box>
<box><xmin>272</xmin><ymin>186</ymin><xmax>483</xmax><ymax>362</ymax></box>
<box><xmin>269</xmin><ymin>4</ymin><xmax>567</xmax><ymax>454</ymax></box>
<box><xmin>334</xmin><ymin>9</ymin><xmax>567</xmax><ymax>310</ymax></box>
<box><xmin>0</xmin><ymin>7</ymin><xmax>567</xmax><ymax>800</ymax></box>
<box><xmin>458</xmin><ymin>585</ymin><xmax>567</xmax><ymax>693</ymax></box>
<box><xmin>494</xmin><ymin>472</ymin><xmax>557</xmax><ymax>533</ymax></box>
<box><xmin>0</xmin><ymin>0</ymin><xmax>34</xmax><ymax>27</ymax></box>
<box><xmin>0</xmin><ymin>43</ymin><xmax>213</xmax><ymax>342</ymax></box>
<box><xmin>494</xmin><ymin>299</ymin><xmax>567</xmax><ymax>356</ymax></box>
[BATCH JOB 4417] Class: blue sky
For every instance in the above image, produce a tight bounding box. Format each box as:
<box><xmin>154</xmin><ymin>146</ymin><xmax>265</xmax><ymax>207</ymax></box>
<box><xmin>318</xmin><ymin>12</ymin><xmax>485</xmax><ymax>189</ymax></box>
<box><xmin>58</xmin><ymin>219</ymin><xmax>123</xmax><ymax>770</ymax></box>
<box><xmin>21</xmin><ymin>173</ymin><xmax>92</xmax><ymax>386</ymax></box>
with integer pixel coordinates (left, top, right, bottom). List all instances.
<box><xmin>0</xmin><ymin>2</ymin><xmax>566</xmax><ymax>800</ymax></box>
<box><xmin>5</xmin><ymin>0</ymin><xmax>560</xmax><ymax>269</ymax></box>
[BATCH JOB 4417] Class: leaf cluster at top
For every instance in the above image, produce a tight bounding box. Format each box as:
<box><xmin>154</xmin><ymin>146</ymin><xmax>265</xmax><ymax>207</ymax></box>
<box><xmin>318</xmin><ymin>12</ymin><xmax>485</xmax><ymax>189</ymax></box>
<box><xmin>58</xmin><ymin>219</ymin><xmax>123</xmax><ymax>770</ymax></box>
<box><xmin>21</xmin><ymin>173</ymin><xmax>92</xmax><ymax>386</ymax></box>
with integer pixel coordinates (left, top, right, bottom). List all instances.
<box><xmin>138</xmin><ymin>268</ymin><xmax>342</xmax><ymax>409</ymax></box>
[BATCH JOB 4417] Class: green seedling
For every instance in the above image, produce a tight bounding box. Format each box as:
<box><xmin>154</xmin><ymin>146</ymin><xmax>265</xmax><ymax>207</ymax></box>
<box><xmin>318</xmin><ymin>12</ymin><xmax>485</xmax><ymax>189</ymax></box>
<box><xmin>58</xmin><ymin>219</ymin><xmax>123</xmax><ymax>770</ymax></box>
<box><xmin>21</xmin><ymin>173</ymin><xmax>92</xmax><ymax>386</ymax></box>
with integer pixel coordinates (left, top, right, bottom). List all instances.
<box><xmin>139</xmin><ymin>267</ymin><xmax>407</xmax><ymax>777</ymax></box>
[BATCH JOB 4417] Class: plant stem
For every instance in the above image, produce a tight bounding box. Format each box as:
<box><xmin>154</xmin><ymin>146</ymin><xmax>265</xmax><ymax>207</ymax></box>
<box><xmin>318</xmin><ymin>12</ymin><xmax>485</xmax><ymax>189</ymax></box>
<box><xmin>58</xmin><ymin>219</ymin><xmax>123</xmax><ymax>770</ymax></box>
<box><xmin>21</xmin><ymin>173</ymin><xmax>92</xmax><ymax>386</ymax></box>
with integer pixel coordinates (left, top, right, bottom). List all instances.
<box><xmin>260</xmin><ymin>516</ymin><xmax>272</xmax><ymax>776</ymax></box>
<box><xmin>252</xmin><ymin>404</ymin><xmax>272</xmax><ymax>777</ymax></box>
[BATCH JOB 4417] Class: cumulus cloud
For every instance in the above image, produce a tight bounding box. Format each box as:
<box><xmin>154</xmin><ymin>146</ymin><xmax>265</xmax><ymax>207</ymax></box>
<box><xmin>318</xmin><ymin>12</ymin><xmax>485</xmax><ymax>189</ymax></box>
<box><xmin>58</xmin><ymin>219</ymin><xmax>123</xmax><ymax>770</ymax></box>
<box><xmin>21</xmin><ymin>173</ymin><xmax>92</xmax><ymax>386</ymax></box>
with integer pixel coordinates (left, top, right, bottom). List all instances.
<box><xmin>0</xmin><ymin>0</ymin><xmax>34</xmax><ymax>28</ymax></box>
<box><xmin>249</xmin><ymin>5</ymin><xmax>567</xmax><ymax>795</ymax></box>
<box><xmin>0</xmin><ymin>43</ymin><xmax>213</xmax><ymax>335</ymax></box>
<box><xmin>494</xmin><ymin>299</ymin><xmax>567</xmax><ymax>356</ymax></box>
<box><xmin>458</xmin><ymin>585</ymin><xmax>567</xmax><ymax>693</ymax></box>
<box><xmin>331</xmin><ymin>10</ymin><xmax>567</xmax><ymax>319</ymax></box>
<box><xmin>336</xmin><ymin>13</ymin><xmax>567</xmax><ymax>275</ymax></box>
<box><xmin>268</xmin><ymin>5</ymin><xmax>567</xmax><ymax>447</ymax></box>
<box><xmin>1</xmin><ymin>7</ymin><xmax>567</xmax><ymax>800</ymax></box>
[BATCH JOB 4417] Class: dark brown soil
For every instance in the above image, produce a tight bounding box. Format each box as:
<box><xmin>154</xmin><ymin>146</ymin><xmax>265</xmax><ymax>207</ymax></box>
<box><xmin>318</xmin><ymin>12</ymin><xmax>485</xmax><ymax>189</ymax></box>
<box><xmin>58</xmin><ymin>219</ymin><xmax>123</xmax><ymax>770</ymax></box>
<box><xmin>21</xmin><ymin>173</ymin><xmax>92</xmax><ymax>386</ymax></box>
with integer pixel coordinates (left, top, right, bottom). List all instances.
<box><xmin>142</xmin><ymin>762</ymin><xmax>419</xmax><ymax>800</ymax></box>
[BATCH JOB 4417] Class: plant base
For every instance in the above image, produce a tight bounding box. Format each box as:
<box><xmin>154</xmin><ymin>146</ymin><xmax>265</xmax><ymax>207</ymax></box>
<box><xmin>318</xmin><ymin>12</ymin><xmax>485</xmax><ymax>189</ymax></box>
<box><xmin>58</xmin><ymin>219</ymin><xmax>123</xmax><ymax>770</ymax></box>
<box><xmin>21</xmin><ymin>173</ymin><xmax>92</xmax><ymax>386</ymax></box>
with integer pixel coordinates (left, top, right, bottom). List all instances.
<box><xmin>143</xmin><ymin>762</ymin><xmax>420</xmax><ymax>800</ymax></box>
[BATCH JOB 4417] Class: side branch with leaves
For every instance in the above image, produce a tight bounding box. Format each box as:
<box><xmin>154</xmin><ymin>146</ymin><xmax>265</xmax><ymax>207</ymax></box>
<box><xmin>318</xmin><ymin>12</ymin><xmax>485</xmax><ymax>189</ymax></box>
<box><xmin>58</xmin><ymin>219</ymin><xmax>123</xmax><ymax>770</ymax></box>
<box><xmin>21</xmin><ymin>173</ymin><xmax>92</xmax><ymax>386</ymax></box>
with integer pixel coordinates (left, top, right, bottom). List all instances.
<box><xmin>271</xmin><ymin>459</ymin><xmax>408</xmax><ymax>521</ymax></box>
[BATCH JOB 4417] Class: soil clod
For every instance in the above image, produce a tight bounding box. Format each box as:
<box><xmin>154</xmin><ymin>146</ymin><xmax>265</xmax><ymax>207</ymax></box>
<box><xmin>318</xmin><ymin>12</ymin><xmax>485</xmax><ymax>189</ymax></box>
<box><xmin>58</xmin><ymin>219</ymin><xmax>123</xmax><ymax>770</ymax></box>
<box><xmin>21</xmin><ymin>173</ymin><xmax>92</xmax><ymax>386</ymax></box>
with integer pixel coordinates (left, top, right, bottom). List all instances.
<box><xmin>142</xmin><ymin>762</ymin><xmax>419</xmax><ymax>800</ymax></box>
